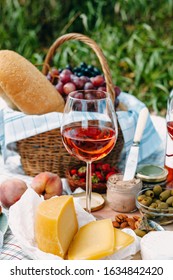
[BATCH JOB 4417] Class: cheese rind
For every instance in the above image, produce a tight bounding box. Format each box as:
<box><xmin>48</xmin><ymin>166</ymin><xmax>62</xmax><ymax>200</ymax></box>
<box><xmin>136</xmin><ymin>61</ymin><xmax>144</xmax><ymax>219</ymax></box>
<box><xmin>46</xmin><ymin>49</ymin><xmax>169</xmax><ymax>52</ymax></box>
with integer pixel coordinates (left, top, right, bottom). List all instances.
<box><xmin>35</xmin><ymin>195</ymin><xmax>78</xmax><ymax>258</ymax></box>
<box><xmin>68</xmin><ymin>219</ymin><xmax>115</xmax><ymax>260</ymax></box>
<box><xmin>141</xmin><ymin>231</ymin><xmax>173</xmax><ymax>260</ymax></box>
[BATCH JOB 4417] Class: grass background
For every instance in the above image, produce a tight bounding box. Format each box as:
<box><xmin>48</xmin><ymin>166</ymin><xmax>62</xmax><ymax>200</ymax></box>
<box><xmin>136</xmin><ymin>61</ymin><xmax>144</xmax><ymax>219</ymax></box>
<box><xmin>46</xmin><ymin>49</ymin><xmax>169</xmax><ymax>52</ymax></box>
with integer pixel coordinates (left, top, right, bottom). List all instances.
<box><xmin>1</xmin><ymin>0</ymin><xmax>173</xmax><ymax>115</ymax></box>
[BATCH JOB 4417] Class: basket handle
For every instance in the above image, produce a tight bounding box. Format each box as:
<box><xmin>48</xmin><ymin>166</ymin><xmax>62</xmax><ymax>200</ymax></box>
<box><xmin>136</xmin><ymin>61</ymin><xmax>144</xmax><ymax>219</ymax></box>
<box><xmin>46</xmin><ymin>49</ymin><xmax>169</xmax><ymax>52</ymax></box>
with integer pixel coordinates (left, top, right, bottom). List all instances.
<box><xmin>42</xmin><ymin>33</ymin><xmax>115</xmax><ymax>102</ymax></box>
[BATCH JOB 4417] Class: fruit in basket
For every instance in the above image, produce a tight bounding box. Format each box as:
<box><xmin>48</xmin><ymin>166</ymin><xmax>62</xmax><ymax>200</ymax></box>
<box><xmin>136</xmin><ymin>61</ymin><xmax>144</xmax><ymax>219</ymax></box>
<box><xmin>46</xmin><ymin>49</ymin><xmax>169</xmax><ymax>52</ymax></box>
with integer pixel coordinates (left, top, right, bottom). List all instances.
<box><xmin>67</xmin><ymin>162</ymin><xmax>119</xmax><ymax>193</ymax></box>
<box><xmin>0</xmin><ymin>178</ymin><xmax>27</xmax><ymax>208</ymax></box>
<box><xmin>70</xmin><ymin>162</ymin><xmax>118</xmax><ymax>183</ymax></box>
<box><xmin>31</xmin><ymin>172</ymin><xmax>63</xmax><ymax>199</ymax></box>
<box><xmin>47</xmin><ymin>62</ymin><xmax>121</xmax><ymax>109</ymax></box>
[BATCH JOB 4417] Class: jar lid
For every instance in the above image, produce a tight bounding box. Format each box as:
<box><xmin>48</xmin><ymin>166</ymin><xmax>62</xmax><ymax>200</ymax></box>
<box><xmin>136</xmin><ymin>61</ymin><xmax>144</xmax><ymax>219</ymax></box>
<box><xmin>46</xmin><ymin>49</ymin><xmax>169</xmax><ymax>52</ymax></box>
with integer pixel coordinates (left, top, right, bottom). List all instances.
<box><xmin>136</xmin><ymin>165</ymin><xmax>168</xmax><ymax>183</ymax></box>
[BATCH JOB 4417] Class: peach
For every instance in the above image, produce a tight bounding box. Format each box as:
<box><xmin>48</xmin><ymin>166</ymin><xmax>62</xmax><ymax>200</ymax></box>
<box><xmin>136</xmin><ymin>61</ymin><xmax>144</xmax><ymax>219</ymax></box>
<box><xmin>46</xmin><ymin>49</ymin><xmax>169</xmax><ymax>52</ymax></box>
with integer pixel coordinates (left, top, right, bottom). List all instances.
<box><xmin>31</xmin><ymin>172</ymin><xmax>63</xmax><ymax>199</ymax></box>
<box><xmin>0</xmin><ymin>178</ymin><xmax>27</xmax><ymax>208</ymax></box>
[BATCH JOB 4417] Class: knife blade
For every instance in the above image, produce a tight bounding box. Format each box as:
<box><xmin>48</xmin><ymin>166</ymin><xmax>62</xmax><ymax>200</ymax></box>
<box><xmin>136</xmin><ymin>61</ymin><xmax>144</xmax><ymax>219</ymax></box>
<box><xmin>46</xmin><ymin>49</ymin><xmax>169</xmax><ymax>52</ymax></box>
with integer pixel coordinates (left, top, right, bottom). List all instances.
<box><xmin>123</xmin><ymin>107</ymin><xmax>149</xmax><ymax>181</ymax></box>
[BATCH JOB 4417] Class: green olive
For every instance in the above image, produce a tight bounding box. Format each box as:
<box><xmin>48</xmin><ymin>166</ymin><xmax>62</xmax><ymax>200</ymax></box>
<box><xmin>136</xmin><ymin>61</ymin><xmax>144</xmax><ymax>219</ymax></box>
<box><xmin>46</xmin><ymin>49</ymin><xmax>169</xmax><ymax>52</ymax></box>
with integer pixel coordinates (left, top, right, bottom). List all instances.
<box><xmin>145</xmin><ymin>213</ymin><xmax>156</xmax><ymax>219</ymax></box>
<box><xmin>153</xmin><ymin>185</ymin><xmax>163</xmax><ymax>196</ymax></box>
<box><xmin>149</xmin><ymin>202</ymin><xmax>157</xmax><ymax>209</ymax></box>
<box><xmin>140</xmin><ymin>197</ymin><xmax>152</xmax><ymax>206</ymax></box>
<box><xmin>134</xmin><ymin>229</ymin><xmax>147</xmax><ymax>237</ymax></box>
<box><xmin>137</xmin><ymin>194</ymin><xmax>147</xmax><ymax>202</ymax></box>
<box><xmin>159</xmin><ymin>190</ymin><xmax>171</xmax><ymax>201</ymax></box>
<box><xmin>145</xmin><ymin>190</ymin><xmax>154</xmax><ymax>198</ymax></box>
<box><xmin>155</xmin><ymin>199</ymin><xmax>162</xmax><ymax>206</ymax></box>
<box><xmin>168</xmin><ymin>207</ymin><xmax>173</xmax><ymax>213</ymax></box>
<box><xmin>171</xmin><ymin>190</ymin><xmax>173</xmax><ymax>196</ymax></box>
<box><xmin>166</xmin><ymin>196</ymin><xmax>173</xmax><ymax>206</ymax></box>
<box><xmin>157</xmin><ymin>202</ymin><xmax>168</xmax><ymax>209</ymax></box>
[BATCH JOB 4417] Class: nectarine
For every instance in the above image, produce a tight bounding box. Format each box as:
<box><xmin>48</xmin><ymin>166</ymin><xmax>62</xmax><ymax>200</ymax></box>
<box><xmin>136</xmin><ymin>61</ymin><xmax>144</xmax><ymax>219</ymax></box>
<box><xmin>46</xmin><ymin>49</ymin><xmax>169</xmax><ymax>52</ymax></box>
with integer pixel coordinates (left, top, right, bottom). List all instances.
<box><xmin>31</xmin><ymin>172</ymin><xmax>63</xmax><ymax>199</ymax></box>
<box><xmin>0</xmin><ymin>178</ymin><xmax>27</xmax><ymax>208</ymax></box>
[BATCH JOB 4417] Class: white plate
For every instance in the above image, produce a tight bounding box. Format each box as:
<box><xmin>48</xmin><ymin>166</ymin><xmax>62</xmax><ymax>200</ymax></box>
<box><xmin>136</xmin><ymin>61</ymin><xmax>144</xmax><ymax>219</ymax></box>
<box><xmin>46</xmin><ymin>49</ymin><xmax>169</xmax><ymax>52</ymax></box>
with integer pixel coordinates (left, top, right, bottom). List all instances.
<box><xmin>73</xmin><ymin>192</ymin><xmax>105</xmax><ymax>212</ymax></box>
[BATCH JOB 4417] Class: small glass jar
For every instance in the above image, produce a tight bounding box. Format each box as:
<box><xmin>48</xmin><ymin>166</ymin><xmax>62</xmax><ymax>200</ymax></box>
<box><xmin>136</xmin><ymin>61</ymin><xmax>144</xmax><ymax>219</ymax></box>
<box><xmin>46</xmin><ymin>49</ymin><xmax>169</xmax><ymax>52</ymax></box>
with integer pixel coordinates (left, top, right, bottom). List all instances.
<box><xmin>106</xmin><ymin>174</ymin><xmax>142</xmax><ymax>213</ymax></box>
<box><xmin>136</xmin><ymin>164</ymin><xmax>168</xmax><ymax>189</ymax></box>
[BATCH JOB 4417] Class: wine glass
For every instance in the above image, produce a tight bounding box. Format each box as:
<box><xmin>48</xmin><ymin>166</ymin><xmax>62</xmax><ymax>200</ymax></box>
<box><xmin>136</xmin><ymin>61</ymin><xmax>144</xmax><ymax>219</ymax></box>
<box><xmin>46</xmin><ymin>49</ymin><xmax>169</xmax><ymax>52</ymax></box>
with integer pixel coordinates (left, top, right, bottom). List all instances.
<box><xmin>61</xmin><ymin>89</ymin><xmax>118</xmax><ymax>213</ymax></box>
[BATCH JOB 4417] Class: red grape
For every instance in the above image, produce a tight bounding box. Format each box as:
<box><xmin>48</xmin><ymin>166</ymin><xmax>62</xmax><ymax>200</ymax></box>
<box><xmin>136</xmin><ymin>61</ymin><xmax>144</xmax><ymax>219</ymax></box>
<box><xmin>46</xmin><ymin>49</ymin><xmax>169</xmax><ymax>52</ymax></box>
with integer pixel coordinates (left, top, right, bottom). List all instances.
<box><xmin>73</xmin><ymin>92</ymin><xmax>84</xmax><ymax>99</ymax></box>
<box><xmin>80</xmin><ymin>76</ymin><xmax>90</xmax><ymax>83</ymax></box>
<box><xmin>63</xmin><ymin>82</ymin><xmax>76</xmax><ymax>95</ymax></box>
<box><xmin>70</xmin><ymin>75</ymin><xmax>85</xmax><ymax>89</ymax></box>
<box><xmin>84</xmin><ymin>82</ymin><xmax>95</xmax><ymax>90</ymax></box>
<box><xmin>98</xmin><ymin>86</ymin><xmax>106</xmax><ymax>92</ymax></box>
<box><xmin>90</xmin><ymin>75</ymin><xmax>105</xmax><ymax>87</ymax></box>
<box><xmin>46</xmin><ymin>63</ymin><xmax>121</xmax><ymax>110</ymax></box>
<box><xmin>61</xmin><ymin>69</ymin><xmax>72</xmax><ymax>75</ymax></box>
<box><xmin>114</xmin><ymin>86</ymin><xmax>121</xmax><ymax>96</ymax></box>
<box><xmin>51</xmin><ymin>68</ymin><xmax>59</xmax><ymax>76</ymax></box>
<box><xmin>55</xmin><ymin>81</ymin><xmax>64</xmax><ymax>95</ymax></box>
<box><xmin>59</xmin><ymin>73</ymin><xmax>71</xmax><ymax>83</ymax></box>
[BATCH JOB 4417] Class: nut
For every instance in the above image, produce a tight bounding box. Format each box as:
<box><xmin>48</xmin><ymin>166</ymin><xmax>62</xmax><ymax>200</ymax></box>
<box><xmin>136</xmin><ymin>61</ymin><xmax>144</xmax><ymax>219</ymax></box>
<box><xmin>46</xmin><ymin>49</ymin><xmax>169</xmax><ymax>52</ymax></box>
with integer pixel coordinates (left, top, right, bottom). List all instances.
<box><xmin>112</xmin><ymin>221</ymin><xmax>120</xmax><ymax>228</ymax></box>
<box><xmin>127</xmin><ymin>220</ymin><xmax>135</xmax><ymax>230</ymax></box>
<box><xmin>120</xmin><ymin>221</ymin><xmax>128</xmax><ymax>228</ymax></box>
<box><xmin>133</xmin><ymin>215</ymin><xmax>140</xmax><ymax>221</ymax></box>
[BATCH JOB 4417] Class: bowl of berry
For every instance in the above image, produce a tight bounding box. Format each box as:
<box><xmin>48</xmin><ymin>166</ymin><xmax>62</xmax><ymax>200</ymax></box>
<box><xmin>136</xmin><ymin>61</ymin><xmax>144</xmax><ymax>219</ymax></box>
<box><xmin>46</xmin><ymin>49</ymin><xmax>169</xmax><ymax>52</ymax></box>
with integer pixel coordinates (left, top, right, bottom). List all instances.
<box><xmin>66</xmin><ymin>162</ymin><xmax>120</xmax><ymax>194</ymax></box>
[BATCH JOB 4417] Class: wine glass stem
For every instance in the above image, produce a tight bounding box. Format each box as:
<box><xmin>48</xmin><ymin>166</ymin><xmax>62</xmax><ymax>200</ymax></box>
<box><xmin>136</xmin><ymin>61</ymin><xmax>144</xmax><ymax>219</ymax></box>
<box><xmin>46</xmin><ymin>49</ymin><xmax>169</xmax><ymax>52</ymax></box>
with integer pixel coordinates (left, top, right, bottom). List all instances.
<box><xmin>86</xmin><ymin>161</ymin><xmax>92</xmax><ymax>213</ymax></box>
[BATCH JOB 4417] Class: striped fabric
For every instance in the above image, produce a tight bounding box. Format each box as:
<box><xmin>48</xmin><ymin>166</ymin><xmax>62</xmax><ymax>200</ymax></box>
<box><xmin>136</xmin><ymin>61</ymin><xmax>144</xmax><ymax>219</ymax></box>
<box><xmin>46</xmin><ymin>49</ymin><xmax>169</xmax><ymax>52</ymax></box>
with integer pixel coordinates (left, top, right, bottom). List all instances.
<box><xmin>0</xmin><ymin>228</ymin><xmax>32</xmax><ymax>260</ymax></box>
<box><xmin>0</xmin><ymin>92</ymin><xmax>163</xmax><ymax>170</ymax></box>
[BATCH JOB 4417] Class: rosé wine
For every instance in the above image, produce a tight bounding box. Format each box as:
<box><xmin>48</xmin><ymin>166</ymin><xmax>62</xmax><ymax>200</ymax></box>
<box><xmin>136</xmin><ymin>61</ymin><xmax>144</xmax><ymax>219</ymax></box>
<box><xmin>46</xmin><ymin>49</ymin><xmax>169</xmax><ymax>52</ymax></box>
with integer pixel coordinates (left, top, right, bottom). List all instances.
<box><xmin>62</xmin><ymin>125</ymin><xmax>116</xmax><ymax>162</ymax></box>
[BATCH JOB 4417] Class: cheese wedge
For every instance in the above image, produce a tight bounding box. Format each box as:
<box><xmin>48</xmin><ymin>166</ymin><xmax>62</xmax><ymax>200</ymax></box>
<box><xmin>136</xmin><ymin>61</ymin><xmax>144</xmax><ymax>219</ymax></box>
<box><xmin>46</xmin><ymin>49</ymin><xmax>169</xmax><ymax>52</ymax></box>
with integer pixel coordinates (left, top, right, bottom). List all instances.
<box><xmin>35</xmin><ymin>195</ymin><xmax>78</xmax><ymax>258</ymax></box>
<box><xmin>114</xmin><ymin>228</ymin><xmax>134</xmax><ymax>252</ymax></box>
<box><xmin>68</xmin><ymin>219</ymin><xmax>115</xmax><ymax>260</ymax></box>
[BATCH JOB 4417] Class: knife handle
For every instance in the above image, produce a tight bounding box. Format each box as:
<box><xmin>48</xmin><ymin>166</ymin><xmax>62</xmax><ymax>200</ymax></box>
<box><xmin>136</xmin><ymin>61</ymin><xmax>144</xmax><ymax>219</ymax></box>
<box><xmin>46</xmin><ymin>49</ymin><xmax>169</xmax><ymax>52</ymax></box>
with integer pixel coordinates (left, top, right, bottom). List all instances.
<box><xmin>133</xmin><ymin>107</ymin><xmax>149</xmax><ymax>143</ymax></box>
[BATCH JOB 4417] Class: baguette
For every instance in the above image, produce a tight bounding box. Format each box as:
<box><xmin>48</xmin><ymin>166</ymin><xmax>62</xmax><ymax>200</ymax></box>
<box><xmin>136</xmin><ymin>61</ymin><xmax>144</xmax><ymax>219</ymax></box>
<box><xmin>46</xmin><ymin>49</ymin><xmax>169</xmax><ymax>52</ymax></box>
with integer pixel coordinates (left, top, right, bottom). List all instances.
<box><xmin>0</xmin><ymin>50</ymin><xmax>65</xmax><ymax>114</ymax></box>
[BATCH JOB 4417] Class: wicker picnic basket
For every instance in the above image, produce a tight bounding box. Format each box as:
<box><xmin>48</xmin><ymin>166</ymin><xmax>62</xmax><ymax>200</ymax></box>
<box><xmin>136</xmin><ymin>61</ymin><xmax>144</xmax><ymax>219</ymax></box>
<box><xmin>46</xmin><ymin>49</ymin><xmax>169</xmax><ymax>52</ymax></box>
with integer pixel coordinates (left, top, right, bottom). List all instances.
<box><xmin>16</xmin><ymin>33</ymin><xmax>124</xmax><ymax>178</ymax></box>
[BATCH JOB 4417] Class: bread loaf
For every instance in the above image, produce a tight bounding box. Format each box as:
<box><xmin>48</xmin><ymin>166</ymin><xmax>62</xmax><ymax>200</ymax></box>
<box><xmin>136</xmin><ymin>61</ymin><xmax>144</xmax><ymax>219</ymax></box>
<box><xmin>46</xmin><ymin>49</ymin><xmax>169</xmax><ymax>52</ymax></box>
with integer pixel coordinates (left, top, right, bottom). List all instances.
<box><xmin>0</xmin><ymin>50</ymin><xmax>65</xmax><ymax>114</ymax></box>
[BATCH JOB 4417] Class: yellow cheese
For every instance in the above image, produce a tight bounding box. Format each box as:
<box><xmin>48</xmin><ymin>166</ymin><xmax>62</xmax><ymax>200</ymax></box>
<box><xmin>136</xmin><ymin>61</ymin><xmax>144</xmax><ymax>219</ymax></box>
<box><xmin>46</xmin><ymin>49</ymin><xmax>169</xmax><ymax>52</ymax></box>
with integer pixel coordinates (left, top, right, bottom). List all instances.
<box><xmin>35</xmin><ymin>195</ymin><xmax>78</xmax><ymax>258</ymax></box>
<box><xmin>67</xmin><ymin>219</ymin><xmax>135</xmax><ymax>260</ymax></box>
<box><xmin>68</xmin><ymin>219</ymin><xmax>115</xmax><ymax>260</ymax></box>
<box><xmin>114</xmin><ymin>228</ymin><xmax>134</xmax><ymax>252</ymax></box>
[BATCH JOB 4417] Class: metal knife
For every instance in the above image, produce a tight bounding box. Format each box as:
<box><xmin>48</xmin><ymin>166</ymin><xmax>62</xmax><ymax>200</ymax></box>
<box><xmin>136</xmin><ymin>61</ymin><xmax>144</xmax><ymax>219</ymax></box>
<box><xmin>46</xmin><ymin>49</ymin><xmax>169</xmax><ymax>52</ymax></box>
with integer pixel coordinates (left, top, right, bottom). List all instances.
<box><xmin>123</xmin><ymin>107</ymin><xmax>149</xmax><ymax>181</ymax></box>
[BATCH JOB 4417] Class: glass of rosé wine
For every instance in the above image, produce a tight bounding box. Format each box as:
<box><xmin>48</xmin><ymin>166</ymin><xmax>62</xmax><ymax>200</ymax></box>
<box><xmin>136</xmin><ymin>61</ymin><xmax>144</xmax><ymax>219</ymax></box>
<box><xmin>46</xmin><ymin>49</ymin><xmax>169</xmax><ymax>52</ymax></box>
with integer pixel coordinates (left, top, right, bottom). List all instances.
<box><xmin>61</xmin><ymin>89</ymin><xmax>118</xmax><ymax>213</ymax></box>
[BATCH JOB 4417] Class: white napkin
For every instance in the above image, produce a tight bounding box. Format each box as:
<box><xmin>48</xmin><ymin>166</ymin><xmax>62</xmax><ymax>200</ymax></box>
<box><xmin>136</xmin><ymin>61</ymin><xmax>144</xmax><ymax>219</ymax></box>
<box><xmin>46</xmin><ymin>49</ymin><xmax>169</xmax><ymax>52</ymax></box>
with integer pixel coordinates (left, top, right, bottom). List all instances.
<box><xmin>8</xmin><ymin>188</ymin><xmax>140</xmax><ymax>260</ymax></box>
<box><xmin>8</xmin><ymin>188</ymin><xmax>95</xmax><ymax>260</ymax></box>
<box><xmin>105</xmin><ymin>228</ymin><xmax>140</xmax><ymax>260</ymax></box>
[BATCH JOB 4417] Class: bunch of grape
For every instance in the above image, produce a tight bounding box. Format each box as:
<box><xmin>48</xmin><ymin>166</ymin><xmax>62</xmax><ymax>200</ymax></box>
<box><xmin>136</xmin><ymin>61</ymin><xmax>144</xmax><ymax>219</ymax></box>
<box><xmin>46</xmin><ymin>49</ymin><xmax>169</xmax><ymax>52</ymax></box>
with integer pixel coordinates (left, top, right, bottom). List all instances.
<box><xmin>46</xmin><ymin>62</ymin><xmax>121</xmax><ymax>108</ymax></box>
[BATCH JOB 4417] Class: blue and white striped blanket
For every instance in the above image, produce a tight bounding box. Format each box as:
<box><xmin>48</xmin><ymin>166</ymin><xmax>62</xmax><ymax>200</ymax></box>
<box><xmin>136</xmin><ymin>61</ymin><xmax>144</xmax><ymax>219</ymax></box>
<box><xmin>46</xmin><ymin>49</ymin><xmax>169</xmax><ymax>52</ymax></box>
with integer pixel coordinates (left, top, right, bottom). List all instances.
<box><xmin>0</xmin><ymin>92</ymin><xmax>164</xmax><ymax>171</ymax></box>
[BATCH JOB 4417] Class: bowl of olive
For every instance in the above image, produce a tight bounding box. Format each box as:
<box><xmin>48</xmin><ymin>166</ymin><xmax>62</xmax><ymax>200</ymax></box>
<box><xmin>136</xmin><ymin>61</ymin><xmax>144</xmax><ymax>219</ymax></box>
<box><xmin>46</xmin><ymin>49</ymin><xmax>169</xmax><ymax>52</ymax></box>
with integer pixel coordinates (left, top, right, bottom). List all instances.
<box><xmin>136</xmin><ymin>185</ymin><xmax>173</xmax><ymax>225</ymax></box>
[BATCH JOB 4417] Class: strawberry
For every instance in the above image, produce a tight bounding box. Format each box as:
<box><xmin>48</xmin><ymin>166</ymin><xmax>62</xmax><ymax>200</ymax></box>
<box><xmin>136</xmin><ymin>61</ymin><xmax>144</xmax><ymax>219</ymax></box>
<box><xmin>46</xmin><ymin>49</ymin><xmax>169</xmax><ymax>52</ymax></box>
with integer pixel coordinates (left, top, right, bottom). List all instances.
<box><xmin>95</xmin><ymin>171</ymin><xmax>105</xmax><ymax>182</ymax></box>
<box><xmin>106</xmin><ymin>171</ymin><xmax>116</xmax><ymax>181</ymax></box>
<box><xmin>78</xmin><ymin>166</ymin><xmax>86</xmax><ymax>178</ymax></box>
<box><xmin>110</xmin><ymin>166</ymin><xmax>120</xmax><ymax>173</ymax></box>
<box><xmin>91</xmin><ymin>163</ymin><xmax>96</xmax><ymax>172</ymax></box>
<box><xmin>101</xmin><ymin>163</ymin><xmax>111</xmax><ymax>173</ymax></box>
<box><xmin>70</xmin><ymin>168</ymin><xmax>77</xmax><ymax>176</ymax></box>
<box><xmin>79</xmin><ymin>178</ymin><xmax>86</xmax><ymax>183</ymax></box>
<box><xmin>95</xmin><ymin>162</ymin><xmax>103</xmax><ymax>170</ymax></box>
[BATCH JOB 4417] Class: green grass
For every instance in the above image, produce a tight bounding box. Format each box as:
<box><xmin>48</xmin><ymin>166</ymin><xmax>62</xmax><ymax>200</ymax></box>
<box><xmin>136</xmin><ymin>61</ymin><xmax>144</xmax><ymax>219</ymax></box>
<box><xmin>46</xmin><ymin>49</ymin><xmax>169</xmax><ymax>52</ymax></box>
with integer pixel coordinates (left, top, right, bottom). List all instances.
<box><xmin>1</xmin><ymin>0</ymin><xmax>173</xmax><ymax>115</ymax></box>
